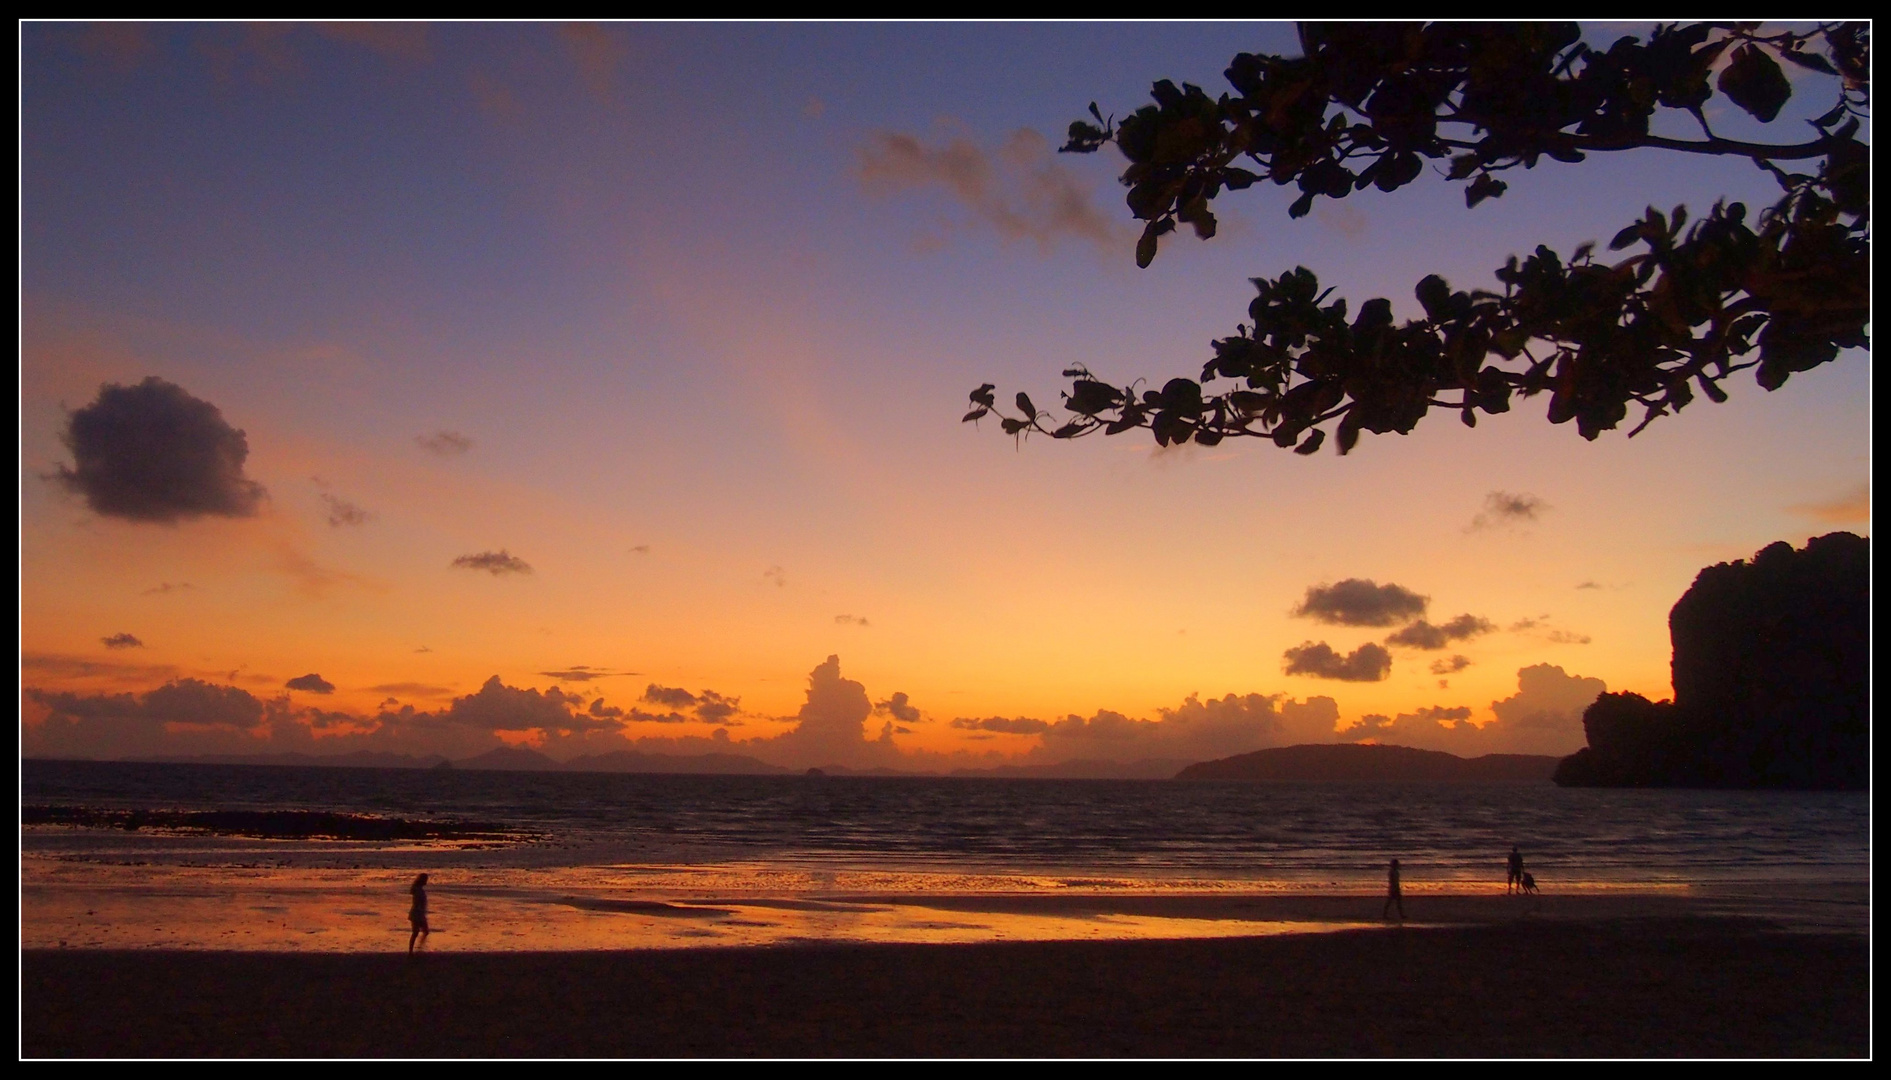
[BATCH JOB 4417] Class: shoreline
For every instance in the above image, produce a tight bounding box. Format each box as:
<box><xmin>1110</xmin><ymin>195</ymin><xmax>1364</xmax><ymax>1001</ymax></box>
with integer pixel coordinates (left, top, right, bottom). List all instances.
<box><xmin>24</xmin><ymin>915</ymin><xmax>1868</xmax><ymax>1057</ymax></box>
<box><xmin>24</xmin><ymin>880</ymin><xmax>1870</xmax><ymax>954</ymax></box>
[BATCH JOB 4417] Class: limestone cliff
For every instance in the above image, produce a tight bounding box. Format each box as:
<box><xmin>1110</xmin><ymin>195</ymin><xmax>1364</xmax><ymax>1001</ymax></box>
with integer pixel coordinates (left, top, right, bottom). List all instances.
<box><xmin>1555</xmin><ymin>532</ymin><xmax>1868</xmax><ymax>788</ymax></box>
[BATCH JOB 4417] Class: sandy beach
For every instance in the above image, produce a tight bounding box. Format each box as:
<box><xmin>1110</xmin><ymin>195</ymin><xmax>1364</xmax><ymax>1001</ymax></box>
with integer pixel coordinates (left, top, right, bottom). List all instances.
<box><xmin>23</xmin><ymin>911</ymin><xmax>1868</xmax><ymax>1058</ymax></box>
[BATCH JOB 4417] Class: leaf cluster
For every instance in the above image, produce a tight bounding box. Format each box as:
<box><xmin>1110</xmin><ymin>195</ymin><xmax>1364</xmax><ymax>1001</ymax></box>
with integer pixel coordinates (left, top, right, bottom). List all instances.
<box><xmin>970</xmin><ymin>22</ymin><xmax>1869</xmax><ymax>454</ymax></box>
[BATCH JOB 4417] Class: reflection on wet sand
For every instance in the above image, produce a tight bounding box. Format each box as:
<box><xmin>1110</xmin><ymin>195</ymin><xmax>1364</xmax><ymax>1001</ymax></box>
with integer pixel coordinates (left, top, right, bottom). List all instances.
<box><xmin>25</xmin><ymin>854</ymin><xmax>1864</xmax><ymax>953</ymax></box>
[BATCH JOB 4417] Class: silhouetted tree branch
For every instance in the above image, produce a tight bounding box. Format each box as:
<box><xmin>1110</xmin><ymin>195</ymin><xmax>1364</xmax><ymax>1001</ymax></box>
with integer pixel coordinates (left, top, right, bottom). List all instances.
<box><xmin>967</xmin><ymin>22</ymin><xmax>1868</xmax><ymax>453</ymax></box>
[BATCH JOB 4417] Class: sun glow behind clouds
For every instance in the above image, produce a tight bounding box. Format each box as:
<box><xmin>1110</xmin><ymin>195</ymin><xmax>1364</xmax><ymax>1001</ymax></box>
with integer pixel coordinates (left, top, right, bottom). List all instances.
<box><xmin>20</xmin><ymin>23</ymin><xmax>1868</xmax><ymax>764</ymax></box>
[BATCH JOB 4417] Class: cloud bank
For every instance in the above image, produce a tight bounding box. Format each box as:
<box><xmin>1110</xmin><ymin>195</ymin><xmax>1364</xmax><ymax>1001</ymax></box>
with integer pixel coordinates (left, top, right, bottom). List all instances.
<box><xmin>1338</xmin><ymin>664</ymin><xmax>1606</xmax><ymax>756</ymax></box>
<box><xmin>22</xmin><ymin>652</ymin><xmax>1599</xmax><ymax>768</ymax></box>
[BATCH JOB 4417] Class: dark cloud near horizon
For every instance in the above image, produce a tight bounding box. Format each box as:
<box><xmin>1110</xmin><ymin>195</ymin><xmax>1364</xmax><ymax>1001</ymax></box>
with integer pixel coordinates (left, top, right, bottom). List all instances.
<box><xmin>285</xmin><ymin>673</ymin><xmax>336</xmax><ymax>694</ymax></box>
<box><xmin>52</xmin><ymin>377</ymin><xmax>267</xmax><ymax>523</ymax></box>
<box><xmin>874</xmin><ymin>691</ymin><xmax>920</xmax><ymax>723</ymax></box>
<box><xmin>1575</xmin><ymin>580</ymin><xmax>1602</xmax><ymax>590</ymax></box>
<box><xmin>629</xmin><ymin>544</ymin><xmax>650</xmax><ymax>555</ymax></box>
<box><xmin>1342</xmin><ymin>704</ymin><xmax>1476</xmax><ymax>741</ymax></box>
<box><xmin>1291</xmin><ymin>580</ymin><xmax>1428</xmax><ymax>627</ymax></box>
<box><xmin>1487</xmin><ymin>664</ymin><xmax>1607</xmax><ymax>753</ymax></box>
<box><xmin>640</xmin><ymin>683</ymin><xmax>740</xmax><ymax>724</ymax></box>
<box><xmin>1282</xmin><ymin>641</ymin><xmax>1393</xmax><ymax>682</ymax></box>
<box><xmin>1385</xmin><ymin>614</ymin><xmax>1496</xmax><ymax>650</ymax></box>
<box><xmin>1429</xmin><ymin>654</ymin><xmax>1473</xmax><ymax>675</ymax></box>
<box><xmin>31</xmin><ymin>678</ymin><xmax>267</xmax><ymax>730</ymax></box>
<box><xmin>540</xmin><ymin>666</ymin><xmax>637</xmax><ymax>683</ymax></box>
<box><xmin>951</xmin><ymin>715</ymin><xmax>1049</xmax><ymax>734</ymax></box>
<box><xmin>417</xmin><ymin>430</ymin><xmax>473</xmax><ymax>456</ymax></box>
<box><xmin>643</xmin><ymin>684</ymin><xmax>697</xmax><ymax>708</ymax></box>
<box><xmin>368</xmin><ymin>681</ymin><xmax>453</xmax><ymax>697</ymax></box>
<box><xmin>1469</xmin><ymin>491</ymin><xmax>1549</xmax><ymax>530</ymax></box>
<box><xmin>1028</xmin><ymin>693</ymin><xmax>1343</xmax><ymax>762</ymax></box>
<box><xmin>693</xmin><ymin>691</ymin><xmax>739</xmax><ymax>724</ymax></box>
<box><xmin>321</xmin><ymin>493</ymin><xmax>371</xmax><ymax>527</ymax></box>
<box><xmin>440</xmin><ymin>676</ymin><xmax>612</xmax><ymax>735</ymax></box>
<box><xmin>451</xmin><ymin>550</ymin><xmax>532</xmax><ymax>575</ymax></box>
<box><xmin>835</xmin><ymin>614</ymin><xmax>870</xmax><ymax>627</ymax></box>
<box><xmin>101</xmin><ymin>633</ymin><xmax>144</xmax><ymax>649</ymax></box>
<box><xmin>143</xmin><ymin>581</ymin><xmax>194</xmax><ymax>595</ymax></box>
<box><xmin>1334</xmin><ymin>664</ymin><xmax>1606</xmax><ymax>755</ymax></box>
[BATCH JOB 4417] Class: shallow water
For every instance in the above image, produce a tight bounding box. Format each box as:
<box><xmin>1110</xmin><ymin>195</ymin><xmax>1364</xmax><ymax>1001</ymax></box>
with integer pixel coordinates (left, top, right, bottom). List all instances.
<box><xmin>21</xmin><ymin>760</ymin><xmax>1870</xmax><ymax>950</ymax></box>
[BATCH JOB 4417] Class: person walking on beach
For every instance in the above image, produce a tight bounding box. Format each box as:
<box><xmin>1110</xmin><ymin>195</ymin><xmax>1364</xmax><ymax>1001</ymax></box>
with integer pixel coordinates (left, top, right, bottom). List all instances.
<box><xmin>408</xmin><ymin>873</ymin><xmax>431</xmax><ymax>954</ymax></box>
<box><xmin>1382</xmin><ymin>858</ymin><xmax>1404</xmax><ymax>921</ymax></box>
<box><xmin>1507</xmin><ymin>845</ymin><xmax>1525</xmax><ymax>895</ymax></box>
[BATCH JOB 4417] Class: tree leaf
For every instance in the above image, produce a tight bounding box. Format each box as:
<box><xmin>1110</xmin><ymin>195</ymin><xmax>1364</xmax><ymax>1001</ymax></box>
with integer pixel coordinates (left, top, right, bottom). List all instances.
<box><xmin>1717</xmin><ymin>44</ymin><xmax>1791</xmax><ymax>123</ymax></box>
<box><xmin>1777</xmin><ymin>48</ymin><xmax>1836</xmax><ymax>76</ymax></box>
<box><xmin>1136</xmin><ymin>224</ymin><xmax>1160</xmax><ymax>268</ymax></box>
<box><xmin>1465</xmin><ymin>173</ymin><xmax>1507</xmax><ymax>209</ymax></box>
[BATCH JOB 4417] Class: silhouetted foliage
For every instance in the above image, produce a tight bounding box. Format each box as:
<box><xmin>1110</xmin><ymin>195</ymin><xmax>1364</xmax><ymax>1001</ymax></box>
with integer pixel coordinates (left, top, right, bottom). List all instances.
<box><xmin>1554</xmin><ymin>532</ymin><xmax>1868</xmax><ymax>788</ymax></box>
<box><xmin>968</xmin><ymin>22</ymin><xmax>1869</xmax><ymax>454</ymax></box>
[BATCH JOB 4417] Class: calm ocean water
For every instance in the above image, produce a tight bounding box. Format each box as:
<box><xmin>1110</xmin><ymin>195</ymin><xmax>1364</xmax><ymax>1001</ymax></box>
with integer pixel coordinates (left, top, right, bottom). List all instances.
<box><xmin>22</xmin><ymin>758</ymin><xmax>1869</xmax><ymax>887</ymax></box>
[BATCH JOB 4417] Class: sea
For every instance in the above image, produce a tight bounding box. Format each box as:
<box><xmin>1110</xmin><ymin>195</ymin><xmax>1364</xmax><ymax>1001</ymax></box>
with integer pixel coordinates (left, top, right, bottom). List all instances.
<box><xmin>21</xmin><ymin>759</ymin><xmax>1871</xmax><ymax>951</ymax></box>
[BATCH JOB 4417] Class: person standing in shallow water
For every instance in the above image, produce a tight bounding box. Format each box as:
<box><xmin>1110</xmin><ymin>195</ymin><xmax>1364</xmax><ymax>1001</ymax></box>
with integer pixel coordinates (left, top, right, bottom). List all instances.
<box><xmin>1508</xmin><ymin>846</ymin><xmax>1525</xmax><ymax>895</ymax></box>
<box><xmin>408</xmin><ymin>873</ymin><xmax>430</xmax><ymax>954</ymax></box>
<box><xmin>1382</xmin><ymin>858</ymin><xmax>1404</xmax><ymax>921</ymax></box>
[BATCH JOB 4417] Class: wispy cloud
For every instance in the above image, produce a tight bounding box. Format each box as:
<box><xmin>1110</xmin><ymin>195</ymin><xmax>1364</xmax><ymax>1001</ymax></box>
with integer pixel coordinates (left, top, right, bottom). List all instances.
<box><xmin>857</xmin><ymin>126</ymin><xmax>1128</xmax><ymax>254</ymax></box>
<box><xmin>1429</xmin><ymin>654</ymin><xmax>1473</xmax><ymax>675</ymax></box>
<box><xmin>1788</xmin><ymin>484</ymin><xmax>1870</xmax><ymax>524</ymax></box>
<box><xmin>101</xmin><ymin>633</ymin><xmax>144</xmax><ymax>649</ymax></box>
<box><xmin>320</xmin><ymin>493</ymin><xmax>371</xmax><ymax>527</ymax></box>
<box><xmin>451</xmin><ymin>550</ymin><xmax>532</xmax><ymax>576</ymax></box>
<box><xmin>1469</xmin><ymin>491</ymin><xmax>1549</xmax><ymax>531</ymax></box>
<box><xmin>417</xmin><ymin>430</ymin><xmax>473</xmax><ymax>456</ymax></box>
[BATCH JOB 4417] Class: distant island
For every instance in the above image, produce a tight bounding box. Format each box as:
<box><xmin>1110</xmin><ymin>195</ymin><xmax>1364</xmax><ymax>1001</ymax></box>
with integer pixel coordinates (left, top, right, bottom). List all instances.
<box><xmin>1555</xmin><ymin>532</ymin><xmax>1868</xmax><ymax>789</ymax></box>
<box><xmin>1174</xmin><ymin>743</ymin><xmax>1561</xmax><ymax>783</ymax></box>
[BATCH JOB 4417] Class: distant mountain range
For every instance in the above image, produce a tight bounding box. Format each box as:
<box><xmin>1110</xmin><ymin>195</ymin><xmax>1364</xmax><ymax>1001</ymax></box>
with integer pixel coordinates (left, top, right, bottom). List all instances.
<box><xmin>1174</xmin><ymin>743</ymin><xmax>1562</xmax><ymax>783</ymax></box>
<box><xmin>128</xmin><ymin>747</ymin><xmax>788</xmax><ymax>775</ymax></box>
<box><xmin>112</xmin><ymin>743</ymin><xmax>1560</xmax><ymax>781</ymax></box>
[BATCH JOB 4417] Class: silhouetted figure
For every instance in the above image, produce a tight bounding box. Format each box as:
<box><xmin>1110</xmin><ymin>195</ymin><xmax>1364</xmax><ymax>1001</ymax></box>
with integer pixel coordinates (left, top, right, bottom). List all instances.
<box><xmin>1507</xmin><ymin>845</ymin><xmax>1524</xmax><ymax>895</ymax></box>
<box><xmin>1520</xmin><ymin>871</ymin><xmax>1539</xmax><ymax>895</ymax></box>
<box><xmin>1382</xmin><ymin>858</ymin><xmax>1404</xmax><ymax>921</ymax></box>
<box><xmin>408</xmin><ymin>873</ymin><xmax>430</xmax><ymax>954</ymax></box>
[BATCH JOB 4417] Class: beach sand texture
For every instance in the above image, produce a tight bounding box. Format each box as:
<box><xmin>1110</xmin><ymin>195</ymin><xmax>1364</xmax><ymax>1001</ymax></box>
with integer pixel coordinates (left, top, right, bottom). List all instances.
<box><xmin>24</xmin><ymin>918</ymin><xmax>1867</xmax><ymax>1058</ymax></box>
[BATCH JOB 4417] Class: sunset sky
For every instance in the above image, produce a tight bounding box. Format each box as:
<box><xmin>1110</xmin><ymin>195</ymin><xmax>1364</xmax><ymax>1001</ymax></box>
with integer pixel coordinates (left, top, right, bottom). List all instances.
<box><xmin>21</xmin><ymin>22</ymin><xmax>1870</xmax><ymax>768</ymax></box>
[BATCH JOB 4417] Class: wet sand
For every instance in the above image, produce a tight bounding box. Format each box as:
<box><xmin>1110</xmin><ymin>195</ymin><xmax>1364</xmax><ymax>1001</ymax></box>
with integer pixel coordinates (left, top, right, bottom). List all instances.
<box><xmin>23</xmin><ymin>915</ymin><xmax>1868</xmax><ymax>1057</ymax></box>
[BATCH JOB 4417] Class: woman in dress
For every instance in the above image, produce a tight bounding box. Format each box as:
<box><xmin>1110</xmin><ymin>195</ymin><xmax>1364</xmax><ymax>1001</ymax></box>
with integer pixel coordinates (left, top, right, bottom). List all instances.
<box><xmin>408</xmin><ymin>873</ymin><xmax>430</xmax><ymax>953</ymax></box>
